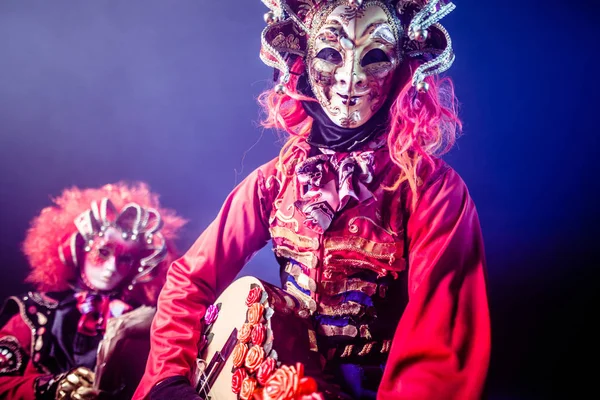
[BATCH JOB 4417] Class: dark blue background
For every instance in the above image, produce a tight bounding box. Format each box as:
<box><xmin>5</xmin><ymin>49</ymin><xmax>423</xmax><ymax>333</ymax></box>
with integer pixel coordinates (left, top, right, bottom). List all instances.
<box><xmin>1</xmin><ymin>1</ymin><xmax>596</xmax><ymax>398</ymax></box>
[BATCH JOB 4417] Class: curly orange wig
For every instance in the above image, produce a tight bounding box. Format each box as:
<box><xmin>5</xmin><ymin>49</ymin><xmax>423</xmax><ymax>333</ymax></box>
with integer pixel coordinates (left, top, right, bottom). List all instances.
<box><xmin>22</xmin><ymin>182</ymin><xmax>187</xmax><ymax>306</ymax></box>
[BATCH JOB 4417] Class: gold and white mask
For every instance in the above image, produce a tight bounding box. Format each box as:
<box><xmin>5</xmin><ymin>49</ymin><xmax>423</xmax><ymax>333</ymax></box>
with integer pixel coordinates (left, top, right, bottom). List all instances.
<box><xmin>306</xmin><ymin>2</ymin><xmax>401</xmax><ymax>128</ymax></box>
<box><xmin>260</xmin><ymin>0</ymin><xmax>457</xmax><ymax>125</ymax></box>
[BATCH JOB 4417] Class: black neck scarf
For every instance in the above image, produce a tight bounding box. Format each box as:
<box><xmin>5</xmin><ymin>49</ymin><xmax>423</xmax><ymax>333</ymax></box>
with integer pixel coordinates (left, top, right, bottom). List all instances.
<box><xmin>298</xmin><ymin>74</ymin><xmax>389</xmax><ymax>152</ymax></box>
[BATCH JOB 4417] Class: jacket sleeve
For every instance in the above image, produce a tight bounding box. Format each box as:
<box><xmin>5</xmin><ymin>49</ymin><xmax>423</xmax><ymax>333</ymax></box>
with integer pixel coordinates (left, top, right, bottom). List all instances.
<box><xmin>133</xmin><ymin>159</ymin><xmax>280</xmax><ymax>400</ymax></box>
<box><xmin>378</xmin><ymin>167</ymin><xmax>491</xmax><ymax>400</ymax></box>
<box><xmin>0</xmin><ymin>312</ymin><xmax>47</xmax><ymax>399</ymax></box>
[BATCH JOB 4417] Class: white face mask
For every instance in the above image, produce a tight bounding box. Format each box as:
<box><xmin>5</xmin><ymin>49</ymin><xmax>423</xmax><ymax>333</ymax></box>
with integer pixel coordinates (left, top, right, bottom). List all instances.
<box><xmin>81</xmin><ymin>228</ymin><xmax>140</xmax><ymax>292</ymax></box>
<box><xmin>306</xmin><ymin>3</ymin><xmax>400</xmax><ymax>128</ymax></box>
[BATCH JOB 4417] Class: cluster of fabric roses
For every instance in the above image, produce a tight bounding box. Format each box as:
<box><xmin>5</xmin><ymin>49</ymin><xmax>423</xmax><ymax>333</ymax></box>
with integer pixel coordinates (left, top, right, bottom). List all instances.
<box><xmin>229</xmin><ymin>286</ymin><xmax>323</xmax><ymax>400</ymax></box>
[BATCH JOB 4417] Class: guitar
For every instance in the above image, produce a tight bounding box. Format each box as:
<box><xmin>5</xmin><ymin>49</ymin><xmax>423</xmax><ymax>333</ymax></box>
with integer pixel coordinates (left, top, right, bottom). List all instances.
<box><xmin>193</xmin><ymin>276</ymin><xmax>324</xmax><ymax>400</ymax></box>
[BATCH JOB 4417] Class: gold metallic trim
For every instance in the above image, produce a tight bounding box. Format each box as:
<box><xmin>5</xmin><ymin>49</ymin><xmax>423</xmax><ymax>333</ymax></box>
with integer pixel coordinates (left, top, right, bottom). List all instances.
<box><xmin>271</xmin><ymin>226</ymin><xmax>319</xmax><ymax>250</ymax></box>
<box><xmin>34</xmin><ymin>336</ymin><xmax>43</xmax><ymax>352</ymax></box>
<box><xmin>308</xmin><ymin>329</ymin><xmax>319</xmax><ymax>352</ymax></box>
<box><xmin>297</xmin><ymin>273</ymin><xmax>317</xmax><ymax>293</ymax></box>
<box><xmin>317</xmin><ymin>324</ymin><xmax>358</xmax><ymax>338</ymax></box>
<box><xmin>29</xmin><ymin>293</ymin><xmax>58</xmax><ymax>309</ymax></box>
<box><xmin>317</xmin><ymin>301</ymin><xmax>364</xmax><ymax>317</ymax></box>
<box><xmin>0</xmin><ymin>335</ymin><xmax>24</xmax><ymax>375</ymax></box>
<box><xmin>341</xmin><ymin>345</ymin><xmax>354</xmax><ymax>358</ymax></box>
<box><xmin>320</xmin><ymin>278</ymin><xmax>378</xmax><ymax>296</ymax></box>
<box><xmin>359</xmin><ymin>324</ymin><xmax>372</xmax><ymax>340</ymax></box>
<box><xmin>9</xmin><ymin>296</ymin><xmax>35</xmax><ymax>332</ymax></box>
<box><xmin>284</xmin><ymin>282</ymin><xmax>317</xmax><ymax>313</ymax></box>
<box><xmin>272</xmin><ymin>203</ymin><xmax>299</xmax><ymax>232</ymax></box>
<box><xmin>324</xmin><ymin>258</ymin><xmax>397</xmax><ymax>279</ymax></box>
<box><xmin>7</xmin><ymin>295</ymin><xmax>51</xmax><ymax>374</ymax></box>
<box><xmin>381</xmin><ymin>339</ymin><xmax>392</xmax><ymax>354</ymax></box>
<box><xmin>284</xmin><ymin>263</ymin><xmax>317</xmax><ymax>292</ymax></box>
<box><xmin>324</xmin><ymin>236</ymin><xmax>397</xmax><ymax>260</ymax></box>
<box><xmin>358</xmin><ymin>342</ymin><xmax>376</xmax><ymax>356</ymax></box>
<box><xmin>348</xmin><ymin>216</ymin><xmax>398</xmax><ymax>237</ymax></box>
<box><xmin>274</xmin><ymin>246</ymin><xmax>318</xmax><ymax>269</ymax></box>
<box><xmin>265</xmin><ymin>175</ymin><xmax>282</xmax><ymax>191</ymax></box>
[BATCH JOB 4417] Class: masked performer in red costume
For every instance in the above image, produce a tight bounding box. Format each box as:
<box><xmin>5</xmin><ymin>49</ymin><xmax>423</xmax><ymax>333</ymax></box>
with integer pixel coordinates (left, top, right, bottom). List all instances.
<box><xmin>136</xmin><ymin>1</ymin><xmax>490</xmax><ymax>399</ymax></box>
<box><xmin>0</xmin><ymin>183</ymin><xmax>185</xmax><ymax>399</ymax></box>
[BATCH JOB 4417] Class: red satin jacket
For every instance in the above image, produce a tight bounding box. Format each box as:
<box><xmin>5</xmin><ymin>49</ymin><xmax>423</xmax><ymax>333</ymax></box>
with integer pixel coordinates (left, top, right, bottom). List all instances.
<box><xmin>134</xmin><ymin>139</ymin><xmax>490</xmax><ymax>399</ymax></box>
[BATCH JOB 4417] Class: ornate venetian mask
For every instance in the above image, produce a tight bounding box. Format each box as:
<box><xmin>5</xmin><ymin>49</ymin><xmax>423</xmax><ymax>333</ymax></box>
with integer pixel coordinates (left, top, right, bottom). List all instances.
<box><xmin>81</xmin><ymin>227</ymin><xmax>143</xmax><ymax>291</ymax></box>
<box><xmin>260</xmin><ymin>0</ymin><xmax>457</xmax><ymax>121</ymax></box>
<box><xmin>306</xmin><ymin>2</ymin><xmax>401</xmax><ymax>128</ymax></box>
<box><xmin>65</xmin><ymin>197</ymin><xmax>168</xmax><ymax>293</ymax></box>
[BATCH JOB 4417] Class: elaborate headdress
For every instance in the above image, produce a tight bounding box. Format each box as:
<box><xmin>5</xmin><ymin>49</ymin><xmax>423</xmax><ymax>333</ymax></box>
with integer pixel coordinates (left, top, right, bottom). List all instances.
<box><xmin>22</xmin><ymin>182</ymin><xmax>186</xmax><ymax>305</ymax></box>
<box><xmin>260</xmin><ymin>0</ymin><xmax>455</xmax><ymax>92</ymax></box>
